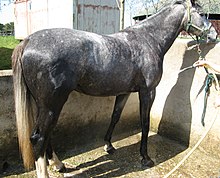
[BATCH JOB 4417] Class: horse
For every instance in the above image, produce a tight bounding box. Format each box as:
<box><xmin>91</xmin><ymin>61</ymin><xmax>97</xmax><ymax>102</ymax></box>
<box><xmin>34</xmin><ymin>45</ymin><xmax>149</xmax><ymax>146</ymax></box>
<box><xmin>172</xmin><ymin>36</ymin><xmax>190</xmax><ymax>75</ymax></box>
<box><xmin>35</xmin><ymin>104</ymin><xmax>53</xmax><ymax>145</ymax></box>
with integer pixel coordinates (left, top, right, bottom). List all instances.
<box><xmin>12</xmin><ymin>0</ymin><xmax>217</xmax><ymax>177</ymax></box>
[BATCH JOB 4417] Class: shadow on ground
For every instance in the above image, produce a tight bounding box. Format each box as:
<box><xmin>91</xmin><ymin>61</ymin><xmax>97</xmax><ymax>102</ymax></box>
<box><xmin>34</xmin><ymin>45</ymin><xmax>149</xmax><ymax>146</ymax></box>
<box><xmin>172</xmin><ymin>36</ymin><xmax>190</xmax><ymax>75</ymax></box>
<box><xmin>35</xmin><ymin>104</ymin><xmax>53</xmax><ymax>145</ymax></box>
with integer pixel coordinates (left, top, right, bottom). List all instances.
<box><xmin>2</xmin><ymin>132</ymin><xmax>186</xmax><ymax>177</ymax></box>
<box><xmin>61</xmin><ymin>133</ymin><xmax>186</xmax><ymax>178</ymax></box>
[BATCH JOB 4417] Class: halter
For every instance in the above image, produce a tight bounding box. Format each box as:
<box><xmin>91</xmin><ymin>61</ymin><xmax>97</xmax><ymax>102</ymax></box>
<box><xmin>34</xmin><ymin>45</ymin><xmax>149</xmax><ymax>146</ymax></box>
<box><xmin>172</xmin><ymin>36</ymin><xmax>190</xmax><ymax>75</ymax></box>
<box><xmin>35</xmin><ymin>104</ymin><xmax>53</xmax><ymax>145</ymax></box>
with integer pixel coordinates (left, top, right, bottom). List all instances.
<box><xmin>185</xmin><ymin>0</ymin><xmax>212</xmax><ymax>38</ymax></box>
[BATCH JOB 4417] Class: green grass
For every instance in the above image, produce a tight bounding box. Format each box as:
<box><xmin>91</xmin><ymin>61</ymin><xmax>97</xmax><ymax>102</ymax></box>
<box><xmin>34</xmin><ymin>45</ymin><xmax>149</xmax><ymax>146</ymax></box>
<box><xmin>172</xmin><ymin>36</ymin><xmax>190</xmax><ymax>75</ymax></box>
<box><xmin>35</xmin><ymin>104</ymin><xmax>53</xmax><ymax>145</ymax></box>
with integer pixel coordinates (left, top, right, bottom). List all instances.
<box><xmin>0</xmin><ymin>36</ymin><xmax>20</xmax><ymax>70</ymax></box>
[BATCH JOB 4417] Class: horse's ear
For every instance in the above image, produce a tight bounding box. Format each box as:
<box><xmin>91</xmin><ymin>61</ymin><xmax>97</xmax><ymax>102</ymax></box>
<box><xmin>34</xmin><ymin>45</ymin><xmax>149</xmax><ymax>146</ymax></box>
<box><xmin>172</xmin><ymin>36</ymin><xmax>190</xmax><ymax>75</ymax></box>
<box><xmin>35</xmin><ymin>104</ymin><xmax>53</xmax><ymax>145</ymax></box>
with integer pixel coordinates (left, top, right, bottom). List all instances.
<box><xmin>190</xmin><ymin>0</ymin><xmax>202</xmax><ymax>10</ymax></box>
<box><xmin>191</xmin><ymin>0</ymin><xmax>196</xmax><ymax>6</ymax></box>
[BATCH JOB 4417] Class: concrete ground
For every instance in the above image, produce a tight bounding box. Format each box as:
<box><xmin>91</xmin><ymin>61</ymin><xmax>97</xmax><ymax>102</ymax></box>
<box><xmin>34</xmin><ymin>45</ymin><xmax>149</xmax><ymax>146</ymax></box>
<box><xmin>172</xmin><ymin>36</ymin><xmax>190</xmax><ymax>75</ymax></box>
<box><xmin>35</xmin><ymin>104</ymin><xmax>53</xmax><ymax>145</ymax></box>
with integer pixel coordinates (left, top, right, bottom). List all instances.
<box><xmin>2</xmin><ymin>131</ymin><xmax>220</xmax><ymax>178</ymax></box>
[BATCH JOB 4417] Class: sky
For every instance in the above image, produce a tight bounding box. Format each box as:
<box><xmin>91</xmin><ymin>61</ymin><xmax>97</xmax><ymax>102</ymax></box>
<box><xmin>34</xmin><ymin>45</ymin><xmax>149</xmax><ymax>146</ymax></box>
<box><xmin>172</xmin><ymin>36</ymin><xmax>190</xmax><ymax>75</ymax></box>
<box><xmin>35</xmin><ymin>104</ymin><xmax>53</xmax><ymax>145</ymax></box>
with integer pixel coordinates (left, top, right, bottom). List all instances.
<box><xmin>0</xmin><ymin>2</ymin><xmax>14</xmax><ymax>24</ymax></box>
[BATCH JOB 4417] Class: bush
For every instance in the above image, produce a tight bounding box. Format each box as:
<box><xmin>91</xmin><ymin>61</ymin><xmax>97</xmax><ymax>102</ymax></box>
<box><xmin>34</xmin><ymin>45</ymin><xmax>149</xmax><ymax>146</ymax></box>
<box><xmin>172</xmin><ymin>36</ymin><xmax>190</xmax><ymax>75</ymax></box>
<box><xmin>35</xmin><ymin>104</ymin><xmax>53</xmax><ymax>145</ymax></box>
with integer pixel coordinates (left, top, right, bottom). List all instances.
<box><xmin>0</xmin><ymin>36</ymin><xmax>20</xmax><ymax>70</ymax></box>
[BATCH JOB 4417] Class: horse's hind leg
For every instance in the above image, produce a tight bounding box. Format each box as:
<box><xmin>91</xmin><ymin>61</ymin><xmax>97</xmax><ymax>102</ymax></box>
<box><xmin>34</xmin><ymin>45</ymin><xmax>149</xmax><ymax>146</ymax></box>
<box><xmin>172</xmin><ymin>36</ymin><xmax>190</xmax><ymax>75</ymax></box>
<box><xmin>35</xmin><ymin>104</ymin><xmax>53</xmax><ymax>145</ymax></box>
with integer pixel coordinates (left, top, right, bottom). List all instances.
<box><xmin>31</xmin><ymin>92</ymin><xmax>69</xmax><ymax>177</ymax></box>
<box><xmin>32</xmin><ymin>107</ymin><xmax>64</xmax><ymax>178</ymax></box>
<box><xmin>46</xmin><ymin>140</ymin><xmax>66</xmax><ymax>172</ymax></box>
<box><xmin>104</xmin><ymin>94</ymin><xmax>130</xmax><ymax>154</ymax></box>
<box><xmin>35</xmin><ymin>140</ymin><xmax>65</xmax><ymax>178</ymax></box>
<box><xmin>35</xmin><ymin>154</ymin><xmax>48</xmax><ymax>178</ymax></box>
<box><xmin>29</xmin><ymin>107</ymin><xmax>50</xmax><ymax>178</ymax></box>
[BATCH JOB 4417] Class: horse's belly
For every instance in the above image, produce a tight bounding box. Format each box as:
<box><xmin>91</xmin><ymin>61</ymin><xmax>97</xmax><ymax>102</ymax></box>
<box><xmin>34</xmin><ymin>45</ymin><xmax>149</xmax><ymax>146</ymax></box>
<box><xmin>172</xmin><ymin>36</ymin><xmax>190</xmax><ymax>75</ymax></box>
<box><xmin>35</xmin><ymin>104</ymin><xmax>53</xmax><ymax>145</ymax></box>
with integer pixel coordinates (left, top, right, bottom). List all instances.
<box><xmin>75</xmin><ymin>87</ymin><xmax>135</xmax><ymax>96</ymax></box>
<box><xmin>76</xmin><ymin>77</ymin><xmax>137</xmax><ymax>96</ymax></box>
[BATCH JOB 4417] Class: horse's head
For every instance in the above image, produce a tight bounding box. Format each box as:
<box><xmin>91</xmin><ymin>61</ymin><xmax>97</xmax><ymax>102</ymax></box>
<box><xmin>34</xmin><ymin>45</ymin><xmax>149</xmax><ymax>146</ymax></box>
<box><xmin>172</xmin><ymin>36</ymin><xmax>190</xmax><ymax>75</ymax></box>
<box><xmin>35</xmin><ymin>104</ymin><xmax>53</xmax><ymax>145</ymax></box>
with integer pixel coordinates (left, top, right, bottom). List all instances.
<box><xmin>183</xmin><ymin>0</ymin><xmax>217</xmax><ymax>42</ymax></box>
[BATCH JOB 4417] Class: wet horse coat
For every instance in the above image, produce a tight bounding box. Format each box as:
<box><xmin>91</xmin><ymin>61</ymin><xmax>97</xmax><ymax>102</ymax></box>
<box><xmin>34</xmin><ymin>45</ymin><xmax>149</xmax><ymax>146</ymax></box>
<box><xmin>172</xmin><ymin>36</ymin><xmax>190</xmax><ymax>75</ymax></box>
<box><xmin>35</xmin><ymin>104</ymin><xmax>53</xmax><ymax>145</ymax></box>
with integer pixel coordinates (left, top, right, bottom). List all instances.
<box><xmin>12</xmin><ymin>0</ymin><xmax>217</xmax><ymax>177</ymax></box>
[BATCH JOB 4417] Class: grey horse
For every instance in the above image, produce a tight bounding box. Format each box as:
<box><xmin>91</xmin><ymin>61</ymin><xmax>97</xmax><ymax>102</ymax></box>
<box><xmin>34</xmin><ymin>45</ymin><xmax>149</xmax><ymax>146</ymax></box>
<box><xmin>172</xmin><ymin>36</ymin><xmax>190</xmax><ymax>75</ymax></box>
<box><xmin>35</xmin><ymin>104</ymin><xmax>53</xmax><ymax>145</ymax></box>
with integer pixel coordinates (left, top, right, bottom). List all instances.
<box><xmin>12</xmin><ymin>0</ymin><xmax>217</xmax><ymax>177</ymax></box>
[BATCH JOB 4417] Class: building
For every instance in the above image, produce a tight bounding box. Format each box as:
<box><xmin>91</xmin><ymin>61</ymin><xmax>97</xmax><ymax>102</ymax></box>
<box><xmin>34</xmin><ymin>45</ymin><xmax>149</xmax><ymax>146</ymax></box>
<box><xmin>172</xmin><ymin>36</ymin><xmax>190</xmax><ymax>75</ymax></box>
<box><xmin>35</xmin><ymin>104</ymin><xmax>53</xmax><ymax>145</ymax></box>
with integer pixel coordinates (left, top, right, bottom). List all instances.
<box><xmin>14</xmin><ymin>0</ymin><xmax>120</xmax><ymax>40</ymax></box>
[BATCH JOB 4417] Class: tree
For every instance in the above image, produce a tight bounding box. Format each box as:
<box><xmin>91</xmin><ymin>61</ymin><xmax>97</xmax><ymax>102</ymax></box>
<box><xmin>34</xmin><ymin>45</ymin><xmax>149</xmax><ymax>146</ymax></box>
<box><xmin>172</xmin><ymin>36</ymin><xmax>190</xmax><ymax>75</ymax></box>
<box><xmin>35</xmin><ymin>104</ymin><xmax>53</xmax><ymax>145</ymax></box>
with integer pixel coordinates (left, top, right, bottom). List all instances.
<box><xmin>125</xmin><ymin>0</ymin><xmax>142</xmax><ymax>25</ymax></box>
<box><xmin>199</xmin><ymin>0</ymin><xmax>220</xmax><ymax>14</ymax></box>
<box><xmin>125</xmin><ymin>0</ymin><xmax>172</xmax><ymax>26</ymax></box>
<box><xmin>0</xmin><ymin>23</ymin><xmax>4</xmax><ymax>31</ymax></box>
<box><xmin>142</xmin><ymin>0</ymin><xmax>172</xmax><ymax>15</ymax></box>
<box><xmin>3</xmin><ymin>22</ymin><xmax>14</xmax><ymax>33</ymax></box>
<box><xmin>124</xmin><ymin>0</ymin><xmax>220</xmax><ymax>27</ymax></box>
<box><xmin>0</xmin><ymin>22</ymin><xmax>14</xmax><ymax>35</ymax></box>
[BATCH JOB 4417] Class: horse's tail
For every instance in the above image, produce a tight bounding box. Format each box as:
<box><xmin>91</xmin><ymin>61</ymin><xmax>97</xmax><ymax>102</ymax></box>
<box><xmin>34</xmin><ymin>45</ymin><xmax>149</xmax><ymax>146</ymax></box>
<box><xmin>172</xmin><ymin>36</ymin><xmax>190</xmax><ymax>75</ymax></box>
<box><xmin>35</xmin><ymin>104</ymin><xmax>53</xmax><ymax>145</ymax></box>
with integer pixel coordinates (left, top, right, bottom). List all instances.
<box><xmin>12</xmin><ymin>38</ymin><xmax>35</xmax><ymax>170</ymax></box>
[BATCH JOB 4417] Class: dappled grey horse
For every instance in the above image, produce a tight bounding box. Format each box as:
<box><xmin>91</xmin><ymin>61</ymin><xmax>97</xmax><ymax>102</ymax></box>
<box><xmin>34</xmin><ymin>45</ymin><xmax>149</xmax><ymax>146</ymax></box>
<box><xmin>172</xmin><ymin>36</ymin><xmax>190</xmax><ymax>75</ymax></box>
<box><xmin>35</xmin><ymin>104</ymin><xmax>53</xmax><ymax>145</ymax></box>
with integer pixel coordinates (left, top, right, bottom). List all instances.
<box><xmin>12</xmin><ymin>0</ymin><xmax>217</xmax><ymax>177</ymax></box>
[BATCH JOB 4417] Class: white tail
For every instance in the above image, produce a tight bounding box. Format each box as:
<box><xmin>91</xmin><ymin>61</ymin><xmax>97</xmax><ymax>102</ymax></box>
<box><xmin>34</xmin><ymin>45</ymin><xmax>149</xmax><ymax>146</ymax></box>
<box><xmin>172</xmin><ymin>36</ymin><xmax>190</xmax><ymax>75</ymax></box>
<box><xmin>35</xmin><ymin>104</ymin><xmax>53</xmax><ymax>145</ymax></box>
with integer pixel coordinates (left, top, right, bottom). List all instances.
<box><xmin>12</xmin><ymin>39</ymin><xmax>36</xmax><ymax>170</ymax></box>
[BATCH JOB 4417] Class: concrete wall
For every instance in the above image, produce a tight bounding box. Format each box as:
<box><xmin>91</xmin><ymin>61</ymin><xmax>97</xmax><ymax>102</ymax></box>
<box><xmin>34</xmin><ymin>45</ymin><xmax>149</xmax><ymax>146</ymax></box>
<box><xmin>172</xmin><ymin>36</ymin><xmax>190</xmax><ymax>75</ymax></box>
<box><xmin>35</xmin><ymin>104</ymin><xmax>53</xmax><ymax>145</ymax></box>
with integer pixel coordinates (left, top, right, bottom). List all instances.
<box><xmin>151</xmin><ymin>39</ymin><xmax>220</xmax><ymax>158</ymax></box>
<box><xmin>0</xmin><ymin>71</ymin><xmax>18</xmax><ymax>168</ymax></box>
<box><xmin>0</xmin><ymin>39</ymin><xmax>220</xmax><ymax>167</ymax></box>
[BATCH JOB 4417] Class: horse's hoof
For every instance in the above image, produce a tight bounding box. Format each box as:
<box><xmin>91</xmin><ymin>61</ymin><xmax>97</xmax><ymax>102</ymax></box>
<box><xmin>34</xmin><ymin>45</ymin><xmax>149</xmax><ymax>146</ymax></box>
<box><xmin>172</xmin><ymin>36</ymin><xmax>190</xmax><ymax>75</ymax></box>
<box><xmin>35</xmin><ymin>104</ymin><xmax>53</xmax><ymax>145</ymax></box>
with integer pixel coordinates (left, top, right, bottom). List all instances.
<box><xmin>58</xmin><ymin>164</ymin><xmax>66</xmax><ymax>173</ymax></box>
<box><xmin>104</xmin><ymin>144</ymin><xmax>116</xmax><ymax>154</ymax></box>
<box><xmin>141</xmin><ymin>158</ymin><xmax>154</xmax><ymax>168</ymax></box>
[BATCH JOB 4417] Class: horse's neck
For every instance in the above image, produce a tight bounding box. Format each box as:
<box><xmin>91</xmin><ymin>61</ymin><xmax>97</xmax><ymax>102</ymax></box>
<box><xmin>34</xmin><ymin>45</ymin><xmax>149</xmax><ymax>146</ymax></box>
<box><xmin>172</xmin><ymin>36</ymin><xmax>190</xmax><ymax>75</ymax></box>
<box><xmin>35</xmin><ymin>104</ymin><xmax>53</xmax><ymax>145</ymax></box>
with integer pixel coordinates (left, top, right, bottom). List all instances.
<box><xmin>134</xmin><ymin>4</ymin><xmax>186</xmax><ymax>56</ymax></box>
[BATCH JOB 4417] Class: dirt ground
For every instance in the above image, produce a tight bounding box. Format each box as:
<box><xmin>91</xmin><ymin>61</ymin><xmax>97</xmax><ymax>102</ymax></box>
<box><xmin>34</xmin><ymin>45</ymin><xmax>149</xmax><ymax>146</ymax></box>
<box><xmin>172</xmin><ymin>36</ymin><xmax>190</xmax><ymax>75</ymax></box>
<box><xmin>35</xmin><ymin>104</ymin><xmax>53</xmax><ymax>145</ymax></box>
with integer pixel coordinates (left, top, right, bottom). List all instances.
<box><xmin>1</xmin><ymin>131</ymin><xmax>220</xmax><ymax>178</ymax></box>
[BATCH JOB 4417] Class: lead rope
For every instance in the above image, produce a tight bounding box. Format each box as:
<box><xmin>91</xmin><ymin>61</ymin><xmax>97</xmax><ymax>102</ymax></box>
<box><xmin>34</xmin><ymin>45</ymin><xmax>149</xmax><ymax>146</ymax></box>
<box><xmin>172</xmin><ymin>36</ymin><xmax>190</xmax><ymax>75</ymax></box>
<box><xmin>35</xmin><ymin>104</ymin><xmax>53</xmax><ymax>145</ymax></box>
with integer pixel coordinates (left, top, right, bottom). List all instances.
<box><xmin>197</xmin><ymin>42</ymin><xmax>220</xmax><ymax>126</ymax></box>
<box><xmin>180</xmin><ymin>41</ymin><xmax>215</xmax><ymax>126</ymax></box>
<box><xmin>201</xmin><ymin>73</ymin><xmax>214</xmax><ymax>126</ymax></box>
<box><xmin>164</xmin><ymin>42</ymin><xmax>220</xmax><ymax>178</ymax></box>
<box><xmin>197</xmin><ymin>42</ymin><xmax>210</xmax><ymax>126</ymax></box>
<box><xmin>178</xmin><ymin>39</ymin><xmax>201</xmax><ymax>74</ymax></box>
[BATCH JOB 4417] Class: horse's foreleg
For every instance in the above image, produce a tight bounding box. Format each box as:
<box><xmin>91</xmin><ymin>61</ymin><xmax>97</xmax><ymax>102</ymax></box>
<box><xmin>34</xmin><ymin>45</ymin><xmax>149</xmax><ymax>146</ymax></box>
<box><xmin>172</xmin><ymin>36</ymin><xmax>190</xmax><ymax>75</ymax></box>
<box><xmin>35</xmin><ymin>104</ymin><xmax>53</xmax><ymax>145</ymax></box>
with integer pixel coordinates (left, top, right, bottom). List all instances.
<box><xmin>139</xmin><ymin>88</ymin><xmax>155</xmax><ymax>168</ymax></box>
<box><xmin>104</xmin><ymin>94</ymin><xmax>130</xmax><ymax>154</ymax></box>
<box><xmin>46</xmin><ymin>140</ymin><xmax>66</xmax><ymax>172</ymax></box>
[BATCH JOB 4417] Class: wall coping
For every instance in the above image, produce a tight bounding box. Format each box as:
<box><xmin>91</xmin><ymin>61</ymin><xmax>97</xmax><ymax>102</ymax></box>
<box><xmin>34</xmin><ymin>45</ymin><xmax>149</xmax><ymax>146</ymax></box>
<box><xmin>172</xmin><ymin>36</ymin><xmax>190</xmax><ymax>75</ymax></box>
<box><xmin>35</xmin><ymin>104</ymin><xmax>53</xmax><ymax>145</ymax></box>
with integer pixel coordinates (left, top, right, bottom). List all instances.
<box><xmin>0</xmin><ymin>70</ymin><xmax>12</xmax><ymax>77</ymax></box>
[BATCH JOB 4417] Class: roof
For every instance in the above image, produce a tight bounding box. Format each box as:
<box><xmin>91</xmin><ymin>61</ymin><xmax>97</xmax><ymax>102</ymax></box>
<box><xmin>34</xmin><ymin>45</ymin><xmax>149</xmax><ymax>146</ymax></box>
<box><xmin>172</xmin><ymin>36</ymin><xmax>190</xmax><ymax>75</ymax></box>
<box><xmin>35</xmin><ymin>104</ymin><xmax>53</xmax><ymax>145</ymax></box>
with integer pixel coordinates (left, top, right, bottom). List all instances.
<box><xmin>133</xmin><ymin>8</ymin><xmax>154</xmax><ymax>20</ymax></box>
